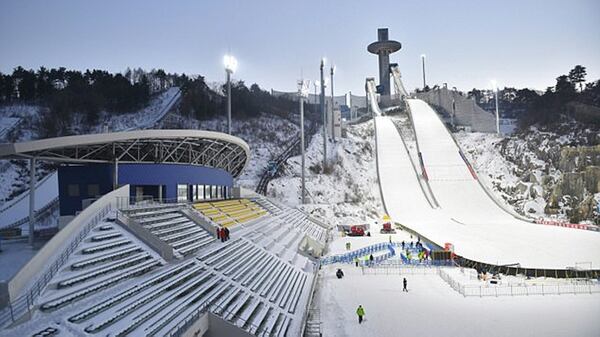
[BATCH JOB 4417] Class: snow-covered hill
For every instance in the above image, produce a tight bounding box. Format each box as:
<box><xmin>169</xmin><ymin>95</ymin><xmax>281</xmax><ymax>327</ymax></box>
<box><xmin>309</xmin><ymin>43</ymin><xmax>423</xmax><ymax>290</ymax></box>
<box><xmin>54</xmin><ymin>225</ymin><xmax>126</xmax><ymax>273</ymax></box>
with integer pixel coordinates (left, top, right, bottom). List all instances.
<box><xmin>267</xmin><ymin>120</ymin><xmax>384</xmax><ymax>228</ymax></box>
<box><xmin>456</xmin><ymin>123</ymin><xmax>600</xmax><ymax>223</ymax></box>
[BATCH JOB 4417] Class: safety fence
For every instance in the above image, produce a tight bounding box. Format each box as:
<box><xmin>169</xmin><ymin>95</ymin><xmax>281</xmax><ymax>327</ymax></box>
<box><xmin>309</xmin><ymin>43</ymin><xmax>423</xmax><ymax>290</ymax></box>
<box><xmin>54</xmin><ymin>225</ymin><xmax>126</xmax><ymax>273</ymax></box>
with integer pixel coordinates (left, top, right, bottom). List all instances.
<box><xmin>321</xmin><ymin>242</ymin><xmax>396</xmax><ymax>265</ymax></box>
<box><xmin>437</xmin><ymin>268</ymin><xmax>600</xmax><ymax>297</ymax></box>
<box><xmin>361</xmin><ymin>265</ymin><xmax>442</xmax><ymax>275</ymax></box>
<box><xmin>321</xmin><ymin>241</ymin><xmax>431</xmax><ymax>266</ymax></box>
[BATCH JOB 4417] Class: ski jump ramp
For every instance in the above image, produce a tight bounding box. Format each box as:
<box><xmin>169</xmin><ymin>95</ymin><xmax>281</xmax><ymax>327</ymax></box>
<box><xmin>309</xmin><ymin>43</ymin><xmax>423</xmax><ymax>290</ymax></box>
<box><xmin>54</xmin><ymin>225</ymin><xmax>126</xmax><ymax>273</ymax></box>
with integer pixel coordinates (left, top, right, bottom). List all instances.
<box><xmin>375</xmin><ymin>99</ymin><xmax>600</xmax><ymax>271</ymax></box>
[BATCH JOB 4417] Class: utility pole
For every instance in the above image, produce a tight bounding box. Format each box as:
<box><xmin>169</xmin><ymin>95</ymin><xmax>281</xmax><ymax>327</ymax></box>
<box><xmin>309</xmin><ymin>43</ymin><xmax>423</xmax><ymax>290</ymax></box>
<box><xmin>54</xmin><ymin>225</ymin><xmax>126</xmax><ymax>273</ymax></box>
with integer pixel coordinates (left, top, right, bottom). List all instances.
<box><xmin>298</xmin><ymin>79</ymin><xmax>308</xmax><ymax>204</ymax></box>
<box><xmin>28</xmin><ymin>157</ymin><xmax>36</xmax><ymax>247</ymax></box>
<box><xmin>224</xmin><ymin>54</ymin><xmax>238</xmax><ymax>134</ymax></box>
<box><xmin>492</xmin><ymin>80</ymin><xmax>500</xmax><ymax>134</ymax></box>
<box><xmin>330</xmin><ymin>65</ymin><xmax>335</xmax><ymax>142</ymax></box>
<box><xmin>320</xmin><ymin>58</ymin><xmax>327</xmax><ymax>170</ymax></box>
<box><xmin>226</xmin><ymin>70</ymin><xmax>231</xmax><ymax>134</ymax></box>
<box><xmin>421</xmin><ymin>54</ymin><xmax>427</xmax><ymax>89</ymax></box>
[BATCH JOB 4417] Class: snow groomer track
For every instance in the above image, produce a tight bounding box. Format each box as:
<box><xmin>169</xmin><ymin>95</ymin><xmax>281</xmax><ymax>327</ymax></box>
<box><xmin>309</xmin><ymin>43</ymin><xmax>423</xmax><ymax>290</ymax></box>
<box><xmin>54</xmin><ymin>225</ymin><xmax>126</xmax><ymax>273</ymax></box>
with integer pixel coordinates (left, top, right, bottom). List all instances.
<box><xmin>375</xmin><ymin>98</ymin><xmax>600</xmax><ymax>276</ymax></box>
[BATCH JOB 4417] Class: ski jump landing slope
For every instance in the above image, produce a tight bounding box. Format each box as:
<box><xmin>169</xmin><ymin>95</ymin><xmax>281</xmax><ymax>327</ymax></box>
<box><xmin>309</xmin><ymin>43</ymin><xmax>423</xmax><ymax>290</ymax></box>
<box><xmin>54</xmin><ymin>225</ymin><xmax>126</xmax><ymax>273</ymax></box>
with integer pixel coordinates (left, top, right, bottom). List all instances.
<box><xmin>375</xmin><ymin>99</ymin><xmax>600</xmax><ymax>270</ymax></box>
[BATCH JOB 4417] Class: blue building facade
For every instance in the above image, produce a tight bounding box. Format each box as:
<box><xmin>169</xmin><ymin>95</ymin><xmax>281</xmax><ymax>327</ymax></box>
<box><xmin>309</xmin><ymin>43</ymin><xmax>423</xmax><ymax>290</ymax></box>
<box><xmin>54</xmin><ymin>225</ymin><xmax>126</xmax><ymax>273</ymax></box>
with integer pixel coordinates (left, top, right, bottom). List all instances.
<box><xmin>58</xmin><ymin>163</ymin><xmax>234</xmax><ymax>215</ymax></box>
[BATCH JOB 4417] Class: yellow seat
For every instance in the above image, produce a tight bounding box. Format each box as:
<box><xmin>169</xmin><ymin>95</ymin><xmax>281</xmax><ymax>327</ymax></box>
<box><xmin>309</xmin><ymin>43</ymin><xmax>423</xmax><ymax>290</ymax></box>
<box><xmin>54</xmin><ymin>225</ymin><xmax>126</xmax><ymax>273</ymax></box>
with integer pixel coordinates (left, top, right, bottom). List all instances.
<box><xmin>194</xmin><ymin>203</ymin><xmax>213</xmax><ymax>210</ymax></box>
<box><xmin>218</xmin><ymin>219</ymin><xmax>237</xmax><ymax>227</ymax></box>
<box><xmin>211</xmin><ymin>214</ymin><xmax>229</xmax><ymax>222</ymax></box>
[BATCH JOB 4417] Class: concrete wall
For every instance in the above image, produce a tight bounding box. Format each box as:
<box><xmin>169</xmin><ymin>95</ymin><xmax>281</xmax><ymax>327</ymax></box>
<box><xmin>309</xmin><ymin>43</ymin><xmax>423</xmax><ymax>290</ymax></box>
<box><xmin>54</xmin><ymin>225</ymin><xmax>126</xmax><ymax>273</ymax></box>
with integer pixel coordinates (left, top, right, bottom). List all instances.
<box><xmin>116</xmin><ymin>212</ymin><xmax>174</xmax><ymax>261</ymax></box>
<box><xmin>5</xmin><ymin>185</ymin><xmax>130</xmax><ymax>303</ymax></box>
<box><xmin>180</xmin><ymin>311</ymin><xmax>210</xmax><ymax>337</ymax></box>
<box><xmin>205</xmin><ymin>312</ymin><xmax>255</xmax><ymax>337</ymax></box>
<box><xmin>180</xmin><ymin>208</ymin><xmax>217</xmax><ymax>237</ymax></box>
<box><xmin>417</xmin><ymin>87</ymin><xmax>496</xmax><ymax>133</ymax></box>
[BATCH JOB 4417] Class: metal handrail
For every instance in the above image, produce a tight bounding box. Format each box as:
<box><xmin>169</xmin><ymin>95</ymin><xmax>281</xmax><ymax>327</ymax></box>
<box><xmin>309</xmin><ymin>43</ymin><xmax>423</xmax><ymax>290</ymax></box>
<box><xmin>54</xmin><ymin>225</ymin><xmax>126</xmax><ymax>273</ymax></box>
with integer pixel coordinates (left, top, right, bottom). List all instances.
<box><xmin>0</xmin><ymin>205</ymin><xmax>111</xmax><ymax>328</ymax></box>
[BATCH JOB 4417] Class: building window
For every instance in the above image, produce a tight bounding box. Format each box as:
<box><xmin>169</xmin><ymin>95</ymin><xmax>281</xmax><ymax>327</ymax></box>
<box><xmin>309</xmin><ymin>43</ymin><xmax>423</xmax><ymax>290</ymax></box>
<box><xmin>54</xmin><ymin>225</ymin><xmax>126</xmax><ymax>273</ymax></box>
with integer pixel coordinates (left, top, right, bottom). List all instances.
<box><xmin>177</xmin><ymin>184</ymin><xmax>188</xmax><ymax>202</ymax></box>
<box><xmin>223</xmin><ymin>186</ymin><xmax>228</xmax><ymax>199</ymax></box>
<box><xmin>87</xmin><ymin>184</ymin><xmax>100</xmax><ymax>197</ymax></box>
<box><xmin>68</xmin><ymin>184</ymin><xmax>80</xmax><ymax>197</ymax></box>
<box><xmin>212</xmin><ymin>185</ymin><xmax>217</xmax><ymax>199</ymax></box>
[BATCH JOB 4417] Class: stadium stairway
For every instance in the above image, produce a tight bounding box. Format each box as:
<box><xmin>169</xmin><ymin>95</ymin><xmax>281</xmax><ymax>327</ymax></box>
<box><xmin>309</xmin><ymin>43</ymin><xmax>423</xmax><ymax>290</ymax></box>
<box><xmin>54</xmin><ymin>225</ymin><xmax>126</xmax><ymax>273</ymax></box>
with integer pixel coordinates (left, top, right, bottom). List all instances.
<box><xmin>121</xmin><ymin>204</ymin><xmax>216</xmax><ymax>257</ymax></box>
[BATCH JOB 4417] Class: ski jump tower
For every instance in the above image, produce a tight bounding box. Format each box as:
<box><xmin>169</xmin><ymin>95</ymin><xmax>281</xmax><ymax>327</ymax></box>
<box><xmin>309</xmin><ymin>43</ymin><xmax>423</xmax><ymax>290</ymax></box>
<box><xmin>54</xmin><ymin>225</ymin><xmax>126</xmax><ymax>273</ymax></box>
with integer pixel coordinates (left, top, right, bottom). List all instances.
<box><xmin>368</xmin><ymin>28</ymin><xmax>401</xmax><ymax>106</ymax></box>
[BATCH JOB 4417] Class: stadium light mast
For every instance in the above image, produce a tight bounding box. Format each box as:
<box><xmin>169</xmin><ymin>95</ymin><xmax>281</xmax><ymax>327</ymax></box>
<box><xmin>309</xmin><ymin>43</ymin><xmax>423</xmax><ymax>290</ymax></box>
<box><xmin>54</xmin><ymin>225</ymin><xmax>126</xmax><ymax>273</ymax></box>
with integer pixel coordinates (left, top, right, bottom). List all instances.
<box><xmin>491</xmin><ymin>79</ymin><xmax>500</xmax><ymax>134</ymax></box>
<box><xmin>224</xmin><ymin>54</ymin><xmax>238</xmax><ymax>134</ymax></box>
<box><xmin>330</xmin><ymin>65</ymin><xmax>336</xmax><ymax>142</ymax></box>
<box><xmin>298</xmin><ymin>79</ymin><xmax>310</xmax><ymax>204</ymax></box>
<box><xmin>320</xmin><ymin>58</ymin><xmax>327</xmax><ymax>170</ymax></box>
<box><xmin>421</xmin><ymin>54</ymin><xmax>427</xmax><ymax>89</ymax></box>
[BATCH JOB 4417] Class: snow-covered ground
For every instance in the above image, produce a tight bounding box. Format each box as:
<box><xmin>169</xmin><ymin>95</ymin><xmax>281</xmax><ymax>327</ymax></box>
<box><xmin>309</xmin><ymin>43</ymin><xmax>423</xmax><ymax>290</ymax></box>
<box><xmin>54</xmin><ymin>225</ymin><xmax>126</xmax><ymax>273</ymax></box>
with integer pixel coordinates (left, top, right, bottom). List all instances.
<box><xmin>455</xmin><ymin>131</ymin><xmax>550</xmax><ymax>217</ymax></box>
<box><xmin>376</xmin><ymin>100</ymin><xmax>600</xmax><ymax>269</ymax></box>
<box><xmin>0</xmin><ymin>172</ymin><xmax>58</xmax><ymax>229</ymax></box>
<box><xmin>317</xmin><ymin>264</ymin><xmax>600</xmax><ymax>337</ymax></box>
<box><xmin>93</xmin><ymin>87</ymin><xmax>181</xmax><ymax>133</ymax></box>
<box><xmin>268</xmin><ymin>120</ymin><xmax>383</xmax><ymax>229</ymax></box>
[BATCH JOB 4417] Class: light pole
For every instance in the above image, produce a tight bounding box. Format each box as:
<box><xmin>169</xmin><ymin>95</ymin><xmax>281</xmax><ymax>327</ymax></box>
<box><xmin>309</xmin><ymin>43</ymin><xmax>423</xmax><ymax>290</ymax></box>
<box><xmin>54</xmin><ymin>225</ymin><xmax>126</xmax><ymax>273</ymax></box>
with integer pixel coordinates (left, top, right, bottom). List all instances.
<box><xmin>224</xmin><ymin>54</ymin><xmax>238</xmax><ymax>134</ymax></box>
<box><xmin>491</xmin><ymin>79</ymin><xmax>500</xmax><ymax>134</ymax></box>
<box><xmin>330</xmin><ymin>65</ymin><xmax>335</xmax><ymax>142</ymax></box>
<box><xmin>298</xmin><ymin>79</ymin><xmax>309</xmax><ymax>204</ymax></box>
<box><xmin>320</xmin><ymin>58</ymin><xmax>327</xmax><ymax>170</ymax></box>
<box><xmin>421</xmin><ymin>54</ymin><xmax>427</xmax><ymax>89</ymax></box>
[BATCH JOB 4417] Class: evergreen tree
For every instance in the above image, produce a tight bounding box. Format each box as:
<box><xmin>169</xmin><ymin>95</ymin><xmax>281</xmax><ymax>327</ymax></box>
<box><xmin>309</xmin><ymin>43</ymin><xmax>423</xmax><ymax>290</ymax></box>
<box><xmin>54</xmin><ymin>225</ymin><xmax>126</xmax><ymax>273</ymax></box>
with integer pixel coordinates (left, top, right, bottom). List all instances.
<box><xmin>568</xmin><ymin>65</ymin><xmax>587</xmax><ymax>92</ymax></box>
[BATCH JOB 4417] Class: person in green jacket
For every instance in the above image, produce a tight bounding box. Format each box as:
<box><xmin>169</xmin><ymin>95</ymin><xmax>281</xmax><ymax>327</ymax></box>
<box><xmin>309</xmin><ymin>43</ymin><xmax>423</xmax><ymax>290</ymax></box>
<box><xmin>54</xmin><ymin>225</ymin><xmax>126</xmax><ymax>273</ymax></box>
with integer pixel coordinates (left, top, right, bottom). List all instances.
<box><xmin>356</xmin><ymin>305</ymin><xmax>365</xmax><ymax>324</ymax></box>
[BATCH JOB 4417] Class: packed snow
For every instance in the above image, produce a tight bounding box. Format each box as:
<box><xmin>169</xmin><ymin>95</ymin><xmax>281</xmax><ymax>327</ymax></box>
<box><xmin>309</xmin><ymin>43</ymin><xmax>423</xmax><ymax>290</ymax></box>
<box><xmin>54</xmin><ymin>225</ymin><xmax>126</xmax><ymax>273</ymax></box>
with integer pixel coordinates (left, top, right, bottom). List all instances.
<box><xmin>317</xmin><ymin>264</ymin><xmax>600</xmax><ymax>337</ymax></box>
<box><xmin>376</xmin><ymin>100</ymin><xmax>600</xmax><ymax>269</ymax></box>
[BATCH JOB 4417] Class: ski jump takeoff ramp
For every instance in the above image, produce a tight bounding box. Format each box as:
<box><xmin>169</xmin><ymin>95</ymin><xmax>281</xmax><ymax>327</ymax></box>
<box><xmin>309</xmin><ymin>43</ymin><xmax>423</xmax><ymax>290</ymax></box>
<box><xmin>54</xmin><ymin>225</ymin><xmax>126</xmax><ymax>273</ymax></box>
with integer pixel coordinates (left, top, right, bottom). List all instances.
<box><xmin>375</xmin><ymin>99</ymin><xmax>600</xmax><ymax>273</ymax></box>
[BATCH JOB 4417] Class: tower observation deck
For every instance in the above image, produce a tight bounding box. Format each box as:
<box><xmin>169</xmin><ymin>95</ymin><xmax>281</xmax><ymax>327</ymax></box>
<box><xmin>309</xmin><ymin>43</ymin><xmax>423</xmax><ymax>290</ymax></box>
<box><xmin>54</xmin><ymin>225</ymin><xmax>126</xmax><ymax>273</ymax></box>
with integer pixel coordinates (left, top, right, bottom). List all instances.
<box><xmin>367</xmin><ymin>28</ymin><xmax>401</xmax><ymax>97</ymax></box>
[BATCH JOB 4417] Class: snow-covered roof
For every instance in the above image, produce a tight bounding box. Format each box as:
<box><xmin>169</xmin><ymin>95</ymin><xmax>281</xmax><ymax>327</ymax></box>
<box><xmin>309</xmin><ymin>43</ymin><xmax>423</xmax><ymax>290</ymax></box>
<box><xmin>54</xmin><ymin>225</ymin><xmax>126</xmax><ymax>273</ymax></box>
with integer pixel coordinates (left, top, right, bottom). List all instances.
<box><xmin>0</xmin><ymin>129</ymin><xmax>250</xmax><ymax>177</ymax></box>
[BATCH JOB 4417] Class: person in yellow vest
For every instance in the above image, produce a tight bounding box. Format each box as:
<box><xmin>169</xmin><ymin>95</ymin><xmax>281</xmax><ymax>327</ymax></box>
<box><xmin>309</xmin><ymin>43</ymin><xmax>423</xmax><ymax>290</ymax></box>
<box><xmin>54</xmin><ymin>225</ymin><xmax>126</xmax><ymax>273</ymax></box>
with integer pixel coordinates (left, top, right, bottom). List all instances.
<box><xmin>356</xmin><ymin>305</ymin><xmax>365</xmax><ymax>324</ymax></box>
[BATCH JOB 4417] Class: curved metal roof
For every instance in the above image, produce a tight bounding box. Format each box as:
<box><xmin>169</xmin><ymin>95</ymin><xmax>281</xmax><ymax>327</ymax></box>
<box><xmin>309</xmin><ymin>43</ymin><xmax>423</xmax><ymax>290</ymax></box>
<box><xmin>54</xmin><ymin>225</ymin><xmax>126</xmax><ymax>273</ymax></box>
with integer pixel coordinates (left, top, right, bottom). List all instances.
<box><xmin>0</xmin><ymin>129</ymin><xmax>250</xmax><ymax>177</ymax></box>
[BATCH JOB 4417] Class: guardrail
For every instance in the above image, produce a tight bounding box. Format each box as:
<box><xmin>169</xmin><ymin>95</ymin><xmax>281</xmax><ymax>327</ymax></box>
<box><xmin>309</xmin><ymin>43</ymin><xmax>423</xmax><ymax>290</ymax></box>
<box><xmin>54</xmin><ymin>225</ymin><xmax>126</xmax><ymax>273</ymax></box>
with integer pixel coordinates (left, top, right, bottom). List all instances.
<box><xmin>300</xmin><ymin>262</ymin><xmax>321</xmax><ymax>337</ymax></box>
<box><xmin>321</xmin><ymin>242</ymin><xmax>396</xmax><ymax>265</ymax></box>
<box><xmin>437</xmin><ymin>268</ymin><xmax>600</xmax><ymax>297</ymax></box>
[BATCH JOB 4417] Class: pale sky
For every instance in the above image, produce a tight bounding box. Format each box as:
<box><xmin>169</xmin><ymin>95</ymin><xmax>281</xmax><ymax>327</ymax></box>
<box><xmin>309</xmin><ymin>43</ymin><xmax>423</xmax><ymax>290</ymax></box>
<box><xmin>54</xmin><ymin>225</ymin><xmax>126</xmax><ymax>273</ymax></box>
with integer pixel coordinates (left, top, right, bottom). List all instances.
<box><xmin>1</xmin><ymin>0</ymin><xmax>599</xmax><ymax>94</ymax></box>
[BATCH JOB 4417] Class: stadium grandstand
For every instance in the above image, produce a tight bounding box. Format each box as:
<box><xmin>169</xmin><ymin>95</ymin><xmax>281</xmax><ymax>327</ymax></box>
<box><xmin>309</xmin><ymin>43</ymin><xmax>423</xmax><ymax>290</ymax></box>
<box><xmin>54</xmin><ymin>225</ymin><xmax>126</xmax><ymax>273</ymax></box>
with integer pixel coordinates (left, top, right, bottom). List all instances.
<box><xmin>0</xmin><ymin>129</ymin><xmax>328</xmax><ymax>337</ymax></box>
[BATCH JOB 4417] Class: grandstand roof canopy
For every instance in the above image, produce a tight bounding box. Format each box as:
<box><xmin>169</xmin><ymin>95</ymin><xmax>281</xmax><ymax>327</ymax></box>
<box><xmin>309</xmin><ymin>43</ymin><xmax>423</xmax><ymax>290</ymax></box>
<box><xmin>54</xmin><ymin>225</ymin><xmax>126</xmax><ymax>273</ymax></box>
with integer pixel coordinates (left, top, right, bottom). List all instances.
<box><xmin>0</xmin><ymin>129</ymin><xmax>250</xmax><ymax>177</ymax></box>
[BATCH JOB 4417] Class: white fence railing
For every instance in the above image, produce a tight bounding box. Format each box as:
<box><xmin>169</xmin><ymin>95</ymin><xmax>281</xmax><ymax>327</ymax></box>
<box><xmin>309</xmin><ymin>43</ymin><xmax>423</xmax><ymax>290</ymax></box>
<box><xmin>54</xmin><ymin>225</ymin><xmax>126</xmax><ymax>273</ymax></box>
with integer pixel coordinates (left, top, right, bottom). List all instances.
<box><xmin>437</xmin><ymin>268</ymin><xmax>600</xmax><ymax>297</ymax></box>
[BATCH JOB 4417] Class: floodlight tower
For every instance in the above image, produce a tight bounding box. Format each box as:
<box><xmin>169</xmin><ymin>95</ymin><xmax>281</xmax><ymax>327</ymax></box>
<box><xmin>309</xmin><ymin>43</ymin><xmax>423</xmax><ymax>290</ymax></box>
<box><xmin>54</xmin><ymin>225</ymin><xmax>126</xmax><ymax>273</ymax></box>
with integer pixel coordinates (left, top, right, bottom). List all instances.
<box><xmin>491</xmin><ymin>79</ymin><xmax>500</xmax><ymax>134</ymax></box>
<box><xmin>224</xmin><ymin>54</ymin><xmax>238</xmax><ymax>134</ymax></box>
<box><xmin>367</xmin><ymin>28</ymin><xmax>401</xmax><ymax>98</ymax></box>
<box><xmin>320</xmin><ymin>58</ymin><xmax>327</xmax><ymax>169</ymax></box>
<box><xmin>298</xmin><ymin>79</ymin><xmax>310</xmax><ymax>204</ymax></box>
<box><xmin>421</xmin><ymin>54</ymin><xmax>427</xmax><ymax>89</ymax></box>
<box><xmin>330</xmin><ymin>65</ymin><xmax>336</xmax><ymax>142</ymax></box>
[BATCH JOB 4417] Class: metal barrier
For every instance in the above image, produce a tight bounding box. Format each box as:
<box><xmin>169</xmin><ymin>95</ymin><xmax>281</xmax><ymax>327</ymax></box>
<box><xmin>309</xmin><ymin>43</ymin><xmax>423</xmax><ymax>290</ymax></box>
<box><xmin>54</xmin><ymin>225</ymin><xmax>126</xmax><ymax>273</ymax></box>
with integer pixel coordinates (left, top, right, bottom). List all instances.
<box><xmin>437</xmin><ymin>268</ymin><xmax>600</xmax><ymax>297</ymax></box>
<box><xmin>0</xmin><ymin>205</ymin><xmax>111</xmax><ymax>328</ymax></box>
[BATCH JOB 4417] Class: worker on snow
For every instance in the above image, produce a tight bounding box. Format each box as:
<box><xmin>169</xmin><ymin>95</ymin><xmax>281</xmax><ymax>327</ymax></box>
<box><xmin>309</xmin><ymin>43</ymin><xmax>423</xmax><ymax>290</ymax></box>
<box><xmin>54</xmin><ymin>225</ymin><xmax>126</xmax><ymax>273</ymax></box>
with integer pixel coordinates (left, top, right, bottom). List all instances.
<box><xmin>403</xmin><ymin>278</ymin><xmax>408</xmax><ymax>292</ymax></box>
<box><xmin>356</xmin><ymin>305</ymin><xmax>365</xmax><ymax>324</ymax></box>
<box><xmin>354</xmin><ymin>257</ymin><xmax>359</xmax><ymax>267</ymax></box>
<box><xmin>369</xmin><ymin>254</ymin><xmax>374</xmax><ymax>265</ymax></box>
<box><xmin>336</xmin><ymin>268</ymin><xmax>344</xmax><ymax>279</ymax></box>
